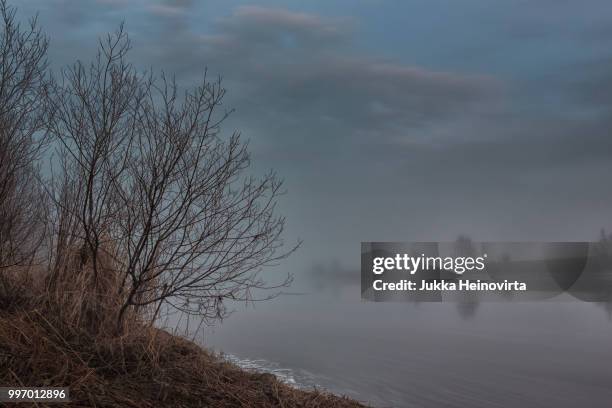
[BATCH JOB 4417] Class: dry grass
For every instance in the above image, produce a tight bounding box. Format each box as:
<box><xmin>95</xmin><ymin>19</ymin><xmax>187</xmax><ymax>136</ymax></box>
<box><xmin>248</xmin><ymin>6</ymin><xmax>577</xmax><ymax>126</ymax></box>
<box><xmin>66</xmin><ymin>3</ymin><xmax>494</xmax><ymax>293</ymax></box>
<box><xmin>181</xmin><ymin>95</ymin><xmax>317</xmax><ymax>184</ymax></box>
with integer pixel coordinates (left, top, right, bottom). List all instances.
<box><xmin>0</xmin><ymin>262</ymin><xmax>368</xmax><ymax>408</ymax></box>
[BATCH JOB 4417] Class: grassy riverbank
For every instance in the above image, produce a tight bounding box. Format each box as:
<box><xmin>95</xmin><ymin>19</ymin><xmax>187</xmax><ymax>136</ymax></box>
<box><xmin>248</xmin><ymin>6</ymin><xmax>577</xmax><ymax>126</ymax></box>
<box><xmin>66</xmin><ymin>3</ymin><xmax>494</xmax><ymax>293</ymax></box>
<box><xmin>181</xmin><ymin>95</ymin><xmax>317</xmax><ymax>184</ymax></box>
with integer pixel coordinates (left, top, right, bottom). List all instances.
<box><xmin>0</xmin><ymin>273</ymin><xmax>367</xmax><ymax>408</ymax></box>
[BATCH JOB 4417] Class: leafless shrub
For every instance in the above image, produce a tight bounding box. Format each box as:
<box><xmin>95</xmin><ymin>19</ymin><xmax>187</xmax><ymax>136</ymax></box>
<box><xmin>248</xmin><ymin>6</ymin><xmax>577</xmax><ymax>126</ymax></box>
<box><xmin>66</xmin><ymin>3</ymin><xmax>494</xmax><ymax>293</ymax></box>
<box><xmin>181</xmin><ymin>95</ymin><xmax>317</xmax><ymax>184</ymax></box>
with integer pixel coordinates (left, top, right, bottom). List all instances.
<box><xmin>47</xmin><ymin>26</ymin><xmax>298</xmax><ymax>332</ymax></box>
<box><xmin>0</xmin><ymin>0</ymin><xmax>49</xmax><ymax>271</ymax></box>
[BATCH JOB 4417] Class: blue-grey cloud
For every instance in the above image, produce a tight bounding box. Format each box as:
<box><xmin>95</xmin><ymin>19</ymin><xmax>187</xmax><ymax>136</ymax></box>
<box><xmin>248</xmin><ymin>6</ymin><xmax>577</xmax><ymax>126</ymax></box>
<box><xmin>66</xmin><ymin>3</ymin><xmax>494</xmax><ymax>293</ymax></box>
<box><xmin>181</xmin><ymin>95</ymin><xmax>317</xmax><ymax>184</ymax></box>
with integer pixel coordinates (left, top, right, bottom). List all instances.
<box><xmin>129</xmin><ymin>5</ymin><xmax>496</xmax><ymax>150</ymax></box>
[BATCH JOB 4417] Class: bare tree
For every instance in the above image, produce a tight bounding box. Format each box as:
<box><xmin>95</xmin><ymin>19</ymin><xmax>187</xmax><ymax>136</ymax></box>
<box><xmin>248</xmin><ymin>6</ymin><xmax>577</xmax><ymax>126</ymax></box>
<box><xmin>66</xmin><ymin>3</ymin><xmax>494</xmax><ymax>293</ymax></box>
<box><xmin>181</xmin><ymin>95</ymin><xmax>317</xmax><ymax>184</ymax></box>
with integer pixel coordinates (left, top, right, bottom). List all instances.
<box><xmin>47</xmin><ymin>27</ymin><xmax>297</xmax><ymax>331</ymax></box>
<box><xmin>0</xmin><ymin>0</ymin><xmax>49</xmax><ymax>270</ymax></box>
<box><xmin>46</xmin><ymin>25</ymin><xmax>143</xmax><ymax>286</ymax></box>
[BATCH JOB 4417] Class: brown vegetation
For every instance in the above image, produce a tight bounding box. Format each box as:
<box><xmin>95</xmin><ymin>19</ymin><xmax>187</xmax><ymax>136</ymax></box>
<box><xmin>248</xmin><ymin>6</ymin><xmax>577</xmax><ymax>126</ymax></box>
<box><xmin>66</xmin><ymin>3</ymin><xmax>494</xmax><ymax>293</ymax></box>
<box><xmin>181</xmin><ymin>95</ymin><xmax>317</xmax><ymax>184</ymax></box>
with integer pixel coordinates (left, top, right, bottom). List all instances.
<box><xmin>0</xmin><ymin>269</ymin><xmax>367</xmax><ymax>407</ymax></box>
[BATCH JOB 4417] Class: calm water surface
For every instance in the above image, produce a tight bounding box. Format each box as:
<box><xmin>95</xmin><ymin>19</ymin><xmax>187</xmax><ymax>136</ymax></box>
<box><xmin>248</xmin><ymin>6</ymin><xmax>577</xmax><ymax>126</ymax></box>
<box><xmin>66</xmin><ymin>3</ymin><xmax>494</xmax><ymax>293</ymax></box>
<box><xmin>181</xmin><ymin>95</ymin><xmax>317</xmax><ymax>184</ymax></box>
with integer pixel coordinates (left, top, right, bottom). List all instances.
<box><xmin>202</xmin><ymin>286</ymin><xmax>612</xmax><ymax>407</ymax></box>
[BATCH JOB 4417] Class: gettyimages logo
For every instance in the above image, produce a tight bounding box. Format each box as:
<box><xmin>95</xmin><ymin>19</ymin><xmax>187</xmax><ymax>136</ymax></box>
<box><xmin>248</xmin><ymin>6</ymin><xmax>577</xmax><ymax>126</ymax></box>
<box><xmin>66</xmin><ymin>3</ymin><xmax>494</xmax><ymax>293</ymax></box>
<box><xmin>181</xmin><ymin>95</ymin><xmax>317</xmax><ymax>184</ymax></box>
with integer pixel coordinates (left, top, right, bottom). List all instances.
<box><xmin>372</xmin><ymin>253</ymin><xmax>488</xmax><ymax>275</ymax></box>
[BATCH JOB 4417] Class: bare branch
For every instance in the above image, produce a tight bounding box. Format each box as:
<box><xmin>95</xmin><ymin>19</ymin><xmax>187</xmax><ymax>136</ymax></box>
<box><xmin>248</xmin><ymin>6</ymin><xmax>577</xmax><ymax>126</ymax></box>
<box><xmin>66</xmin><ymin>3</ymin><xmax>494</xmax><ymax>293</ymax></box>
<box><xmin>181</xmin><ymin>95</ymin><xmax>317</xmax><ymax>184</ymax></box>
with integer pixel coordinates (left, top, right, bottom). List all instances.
<box><xmin>0</xmin><ymin>0</ymin><xmax>49</xmax><ymax>270</ymax></box>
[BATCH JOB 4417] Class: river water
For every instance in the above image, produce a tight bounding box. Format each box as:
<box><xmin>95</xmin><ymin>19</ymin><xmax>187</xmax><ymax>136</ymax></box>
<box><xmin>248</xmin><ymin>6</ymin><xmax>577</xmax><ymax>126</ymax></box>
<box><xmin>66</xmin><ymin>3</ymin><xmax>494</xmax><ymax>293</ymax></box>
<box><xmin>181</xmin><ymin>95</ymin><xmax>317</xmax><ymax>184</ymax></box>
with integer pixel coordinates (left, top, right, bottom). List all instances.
<box><xmin>202</xmin><ymin>285</ymin><xmax>612</xmax><ymax>407</ymax></box>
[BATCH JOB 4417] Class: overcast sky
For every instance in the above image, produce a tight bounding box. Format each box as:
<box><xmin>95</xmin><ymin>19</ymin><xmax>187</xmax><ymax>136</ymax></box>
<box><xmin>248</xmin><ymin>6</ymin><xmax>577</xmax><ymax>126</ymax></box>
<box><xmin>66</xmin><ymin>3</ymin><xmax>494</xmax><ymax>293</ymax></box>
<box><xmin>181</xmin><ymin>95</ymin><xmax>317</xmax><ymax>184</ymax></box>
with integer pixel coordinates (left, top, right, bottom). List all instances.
<box><xmin>17</xmin><ymin>0</ymin><xmax>612</xmax><ymax>286</ymax></box>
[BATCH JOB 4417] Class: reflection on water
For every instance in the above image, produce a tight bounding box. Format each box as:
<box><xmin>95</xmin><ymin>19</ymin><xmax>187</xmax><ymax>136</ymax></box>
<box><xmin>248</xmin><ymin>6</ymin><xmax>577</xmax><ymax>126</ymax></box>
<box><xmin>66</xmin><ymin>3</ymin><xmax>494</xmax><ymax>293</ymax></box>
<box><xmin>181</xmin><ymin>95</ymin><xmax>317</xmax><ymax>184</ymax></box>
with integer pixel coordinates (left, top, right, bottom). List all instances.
<box><xmin>198</xmin><ymin>234</ymin><xmax>612</xmax><ymax>407</ymax></box>
<box><xmin>203</xmin><ymin>286</ymin><xmax>612</xmax><ymax>407</ymax></box>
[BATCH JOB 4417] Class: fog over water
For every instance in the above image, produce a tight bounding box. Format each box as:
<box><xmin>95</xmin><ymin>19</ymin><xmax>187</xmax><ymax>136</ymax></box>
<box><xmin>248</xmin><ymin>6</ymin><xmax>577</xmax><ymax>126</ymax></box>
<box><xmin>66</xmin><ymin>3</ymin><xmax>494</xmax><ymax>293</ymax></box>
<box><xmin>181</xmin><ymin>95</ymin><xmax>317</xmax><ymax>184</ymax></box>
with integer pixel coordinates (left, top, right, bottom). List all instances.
<box><xmin>204</xmin><ymin>283</ymin><xmax>612</xmax><ymax>407</ymax></box>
